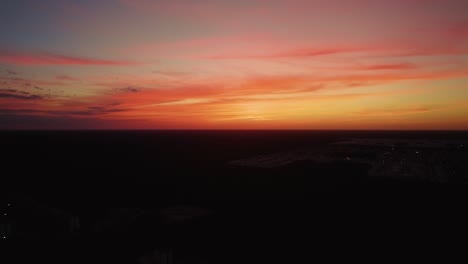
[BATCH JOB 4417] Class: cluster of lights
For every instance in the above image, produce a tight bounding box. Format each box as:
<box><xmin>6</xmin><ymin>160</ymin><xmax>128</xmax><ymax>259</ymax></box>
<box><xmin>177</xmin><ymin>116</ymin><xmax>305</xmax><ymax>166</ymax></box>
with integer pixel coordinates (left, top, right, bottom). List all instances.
<box><xmin>2</xmin><ymin>203</ymin><xmax>11</xmax><ymax>239</ymax></box>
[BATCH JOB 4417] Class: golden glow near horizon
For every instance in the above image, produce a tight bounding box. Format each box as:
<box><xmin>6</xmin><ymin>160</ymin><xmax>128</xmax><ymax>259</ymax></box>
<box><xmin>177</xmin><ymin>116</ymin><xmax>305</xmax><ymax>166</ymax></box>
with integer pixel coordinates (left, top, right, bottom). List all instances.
<box><xmin>1</xmin><ymin>0</ymin><xmax>468</xmax><ymax>129</ymax></box>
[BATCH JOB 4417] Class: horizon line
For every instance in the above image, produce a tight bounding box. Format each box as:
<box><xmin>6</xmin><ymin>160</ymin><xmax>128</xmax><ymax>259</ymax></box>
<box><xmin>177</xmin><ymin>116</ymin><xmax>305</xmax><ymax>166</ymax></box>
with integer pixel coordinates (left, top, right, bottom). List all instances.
<box><xmin>2</xmin><ymin>129</ymin><xmax>468</xmax><ymax>132</ymax></box>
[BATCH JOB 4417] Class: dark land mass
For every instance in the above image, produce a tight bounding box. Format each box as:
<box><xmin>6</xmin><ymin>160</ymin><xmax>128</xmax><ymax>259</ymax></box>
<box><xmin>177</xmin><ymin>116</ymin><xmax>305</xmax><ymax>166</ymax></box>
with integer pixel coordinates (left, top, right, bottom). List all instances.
<box><xmin>1</xmin><ymin>130</ymin><xmax>467</xmax><ymax>263</ymax></box>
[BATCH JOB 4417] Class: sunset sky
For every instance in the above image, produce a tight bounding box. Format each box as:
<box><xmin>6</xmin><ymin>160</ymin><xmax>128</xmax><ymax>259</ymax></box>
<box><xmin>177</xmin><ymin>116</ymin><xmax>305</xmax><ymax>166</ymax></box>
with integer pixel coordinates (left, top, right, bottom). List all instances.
<box><xmin>1</xmin><ymin>0</ymin><xmax>468</xmax><ymax>129</ymax></box>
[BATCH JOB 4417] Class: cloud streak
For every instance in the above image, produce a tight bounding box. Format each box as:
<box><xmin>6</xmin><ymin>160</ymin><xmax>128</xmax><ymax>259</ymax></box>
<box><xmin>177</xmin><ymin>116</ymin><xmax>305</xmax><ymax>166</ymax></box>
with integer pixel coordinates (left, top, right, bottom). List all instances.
<box><xmin>356</xmin><ymin>106</ymin><xmax>442</xmax><ymax>116</ymax></box>
<box><xmin>0</xmin><ymin>50</ymin><xmax>139</xmax><ymax>66</ymax></box>
<box><xmin>358</xmin><ymin>63</ymin><xmax>418</xmax><ymax>71</ymax></box>
<box><xmin>6</xmin><ymin>70</ymin><xmax>17</xmax><ymax>75</ymax></box>
<box><xmin>204</xmin><ymin>47</ymin><xmax>366</xmax><ymax>60</ymax></box>
<box><xmin>0</xmin><ymin>93</ymin><xmax>43</xmax><ymax>100</ymax></box>
<box><xmin>56</xmin><ymin>75</ymin><xmax>80</xmax><ymax>81</ymax></box>
<box><xmin>0</xmin><ymin>106</ymin><xmax>130</xmax><ymax>117</ymax></box>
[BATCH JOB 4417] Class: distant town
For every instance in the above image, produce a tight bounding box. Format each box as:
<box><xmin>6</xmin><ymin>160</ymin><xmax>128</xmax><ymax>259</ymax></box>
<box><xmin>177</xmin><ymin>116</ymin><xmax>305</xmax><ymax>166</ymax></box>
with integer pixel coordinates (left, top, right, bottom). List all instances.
<box><xmin>229</xmin><ymin>138</ymin><xmax>468</xmax><ymax>183</ymax></box>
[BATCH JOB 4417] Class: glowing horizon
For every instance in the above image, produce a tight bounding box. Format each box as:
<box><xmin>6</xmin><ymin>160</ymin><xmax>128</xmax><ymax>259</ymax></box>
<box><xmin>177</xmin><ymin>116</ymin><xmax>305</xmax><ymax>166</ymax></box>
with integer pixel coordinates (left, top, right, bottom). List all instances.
<box><xmin>1</xmin><ymin>0</ymin><xmax>468</xmax><ymax>129</ymax></box>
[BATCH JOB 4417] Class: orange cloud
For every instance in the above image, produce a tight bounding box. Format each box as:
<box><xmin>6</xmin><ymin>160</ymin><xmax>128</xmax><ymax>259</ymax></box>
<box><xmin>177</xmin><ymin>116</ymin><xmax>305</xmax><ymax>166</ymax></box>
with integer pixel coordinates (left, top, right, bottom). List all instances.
<box><xmin>357</xmin><ymin>63</ymin><xmax>418</xmax><ymax>71</ymax></box>
<box><xmin>50</xmin><ymin>67</ymin><xmax>468</xmax><ymax>113</ymax></box>
<box><xmin>356</xmin><ymin>106</ymin><xmax>442</xmax><ymax>116</ymax></box>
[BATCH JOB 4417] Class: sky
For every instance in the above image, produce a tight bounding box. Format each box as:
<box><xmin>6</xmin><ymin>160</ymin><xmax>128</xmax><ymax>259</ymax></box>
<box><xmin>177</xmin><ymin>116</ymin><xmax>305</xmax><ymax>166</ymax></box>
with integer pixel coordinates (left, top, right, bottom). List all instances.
<box><xmin>1</xmin><ymin>0</ymin><xmax>468</xmax><ymax>129</ymax></box>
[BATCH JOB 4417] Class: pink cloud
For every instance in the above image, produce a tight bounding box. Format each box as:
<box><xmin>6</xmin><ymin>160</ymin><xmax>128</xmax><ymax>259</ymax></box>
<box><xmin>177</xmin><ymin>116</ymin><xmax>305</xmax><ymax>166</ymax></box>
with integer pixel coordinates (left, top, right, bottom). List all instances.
<box><xmin>0</xmin><ymin>50</ymin><xmax>139</xmax><ymax>66</ymax></box>
<box><xmin>204</xmin><ymin>47</ymin><xmax>366</xmax><ymax>60</ymax></box>
<box><xmin>200</xmin><ymin>40</ymin><xmax>468</xmax><ymax>60</ymax></box>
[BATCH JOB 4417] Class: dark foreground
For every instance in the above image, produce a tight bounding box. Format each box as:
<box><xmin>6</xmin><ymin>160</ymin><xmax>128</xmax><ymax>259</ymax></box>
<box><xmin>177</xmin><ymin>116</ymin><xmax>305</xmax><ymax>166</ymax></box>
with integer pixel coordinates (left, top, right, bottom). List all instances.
<box><xmin>1</xmin><ymin>130</ymin><xmax>467</xmax><ymax>263</ymax></box>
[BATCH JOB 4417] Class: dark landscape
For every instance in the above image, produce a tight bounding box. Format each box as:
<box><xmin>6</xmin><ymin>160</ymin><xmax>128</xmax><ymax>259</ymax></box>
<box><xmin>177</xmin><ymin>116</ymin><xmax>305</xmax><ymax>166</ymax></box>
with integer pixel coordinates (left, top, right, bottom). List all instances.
<box><xmin>1</xmin><ymin>130</ymin><xmax>467</xmax><ymax>263</ymax></box>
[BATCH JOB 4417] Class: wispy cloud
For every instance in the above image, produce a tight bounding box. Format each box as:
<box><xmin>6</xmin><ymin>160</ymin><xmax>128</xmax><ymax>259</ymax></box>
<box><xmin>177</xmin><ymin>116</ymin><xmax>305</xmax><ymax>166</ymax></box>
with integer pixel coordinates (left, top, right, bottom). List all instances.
<box><xmin>147</xmin><ymin>98</ymin><xmax>218</xmax><ymax>107</ymax></box>
<box><xmin>52</xmin><ymin>108</ymin><xmax>130</xmax><ymax>116</ymax></box>
<box><xmin>116</xmin><ymin>86</ymin><xmax>141</xmax><ymax>93</ymax></box>
<box><xmin>1</xmin><ymin>76</ymin><xmax>69</xmax><ymax>88</ymax></box>
<box><xmin>0</xmin><ymin>93</ymin><xmax>43</xmax><ymax>100</ymax></box>
<box><xmin>0</xmin><ymin>106</ymin><xmax>129</xmax><ymax>116</ymax></box>
<box><xmin>5</xmin><ymin>69</ymin><xmax>17</xmax><ymax>75</ymax></box>
<box><xmin>199</xmin><ymin>42</ymin><xmax>468</xmax><ymax>60</ymax></box>
<box><xmin>356</xmin><ymin>106</ymin><xmax>443</xmax><ymax>116</ymax></box>
<box><xmin>0</xmin><ymin>50</ymin><xmax>139</xmax><ymax>66</ymax></box>
<box><xmin>357</xmin><ymin>63</ymin><xmax>418</xmax><ymax>71</ymax></box>
<box><xmin>204</xmin><ymin>47</ymin><xmax>365</xmax><ymax>60</ymax></box>
<box><xmin>95</xmin><ymin>68</ymin><xmax>468</xmax><ymax>111</ymax></box>
<box><xmin>56</xmin><ymin>75</ymin><xmax>80</xmax><ymax>81</ymax></box>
